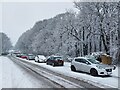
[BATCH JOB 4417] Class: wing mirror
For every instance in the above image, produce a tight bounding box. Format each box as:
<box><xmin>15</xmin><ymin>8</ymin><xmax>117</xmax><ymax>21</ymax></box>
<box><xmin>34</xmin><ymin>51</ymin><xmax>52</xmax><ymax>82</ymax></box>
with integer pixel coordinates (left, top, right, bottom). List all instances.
<box><xmin>86</xmin><ymin>62</ymin><xmax>91</xmax><ymax>65</ymax></box>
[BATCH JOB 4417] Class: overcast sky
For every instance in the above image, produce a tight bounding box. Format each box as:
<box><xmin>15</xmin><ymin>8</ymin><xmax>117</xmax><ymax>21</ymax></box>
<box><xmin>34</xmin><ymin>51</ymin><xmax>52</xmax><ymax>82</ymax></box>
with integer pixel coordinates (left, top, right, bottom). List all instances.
<box><xmin>0</xmin><ymin>0</ymin><xmax>77</xmax><ymax>46</ymax></box>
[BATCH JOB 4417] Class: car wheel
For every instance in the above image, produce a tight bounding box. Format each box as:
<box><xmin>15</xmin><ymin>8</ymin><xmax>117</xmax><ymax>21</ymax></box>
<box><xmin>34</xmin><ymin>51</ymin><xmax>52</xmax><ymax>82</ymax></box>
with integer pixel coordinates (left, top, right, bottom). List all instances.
<box><xmin>52</xmin><ymin>63</ymin><xmax>55</xmax><ymax>67</ymax></box>
<box><xmin>90</xmin><ymin>68</ymin><xmax>98</xmax><ymax>76</ymax></box>
<box><xmin>38</xmin><ymin>60</ymin><xmax>40</xmax><ymax>63</ymax></box>
<box><xmin>71</xmin><ymin>65</ymin><xmax>76</xmax><ymax>72</ymax></box>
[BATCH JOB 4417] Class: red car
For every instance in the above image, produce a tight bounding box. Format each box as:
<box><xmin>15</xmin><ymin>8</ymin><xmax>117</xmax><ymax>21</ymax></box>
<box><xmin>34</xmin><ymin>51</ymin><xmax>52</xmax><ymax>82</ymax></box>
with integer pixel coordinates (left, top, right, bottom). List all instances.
<box><xmin>20</xmin><ymin>54</ymin><xmax>28</xmax><ymax>59</ymax></box>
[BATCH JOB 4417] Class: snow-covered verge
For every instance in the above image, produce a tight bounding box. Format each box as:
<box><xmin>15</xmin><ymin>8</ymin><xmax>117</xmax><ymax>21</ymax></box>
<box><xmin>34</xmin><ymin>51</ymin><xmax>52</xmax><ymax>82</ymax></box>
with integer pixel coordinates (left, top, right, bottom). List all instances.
<box><xmin>112</xmin><ymin>66</ymin><xmax>119</xmax><ymax>78</ymax></box>
<box><xmin>0</xmin><ymin>56</ymin><xmax>2</xmax><ymax>89</ymax></box>
<box><xmin>15</xmin><ymin>56</ymin><xmax>119</xmax><ymax>89</ymax></box>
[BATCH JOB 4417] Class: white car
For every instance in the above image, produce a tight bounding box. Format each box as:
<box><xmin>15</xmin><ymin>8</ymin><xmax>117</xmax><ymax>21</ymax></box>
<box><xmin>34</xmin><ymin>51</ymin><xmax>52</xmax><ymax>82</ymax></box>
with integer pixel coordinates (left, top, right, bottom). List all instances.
<box><xmin>35</xmin><ymin>55</ymin><xmax>46</xmax><ymax>63</ymax></box>
<box><xmin>71</xmin><ymin>57</ymin><xmax>113</xmax><ymax>76</ymax></box>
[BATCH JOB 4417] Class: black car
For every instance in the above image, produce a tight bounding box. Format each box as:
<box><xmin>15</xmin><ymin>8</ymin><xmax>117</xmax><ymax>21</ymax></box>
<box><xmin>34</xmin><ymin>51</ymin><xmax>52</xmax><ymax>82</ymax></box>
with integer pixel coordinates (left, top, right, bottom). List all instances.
<box><xmin>46</xmin><ymin>56</ymin><xmax>64</xmax><ymax>66</ymax></box>
<box><xmin>15</xmin><ymin>53</ymin><xmax>22</xmax><ymax>57</ymax></box>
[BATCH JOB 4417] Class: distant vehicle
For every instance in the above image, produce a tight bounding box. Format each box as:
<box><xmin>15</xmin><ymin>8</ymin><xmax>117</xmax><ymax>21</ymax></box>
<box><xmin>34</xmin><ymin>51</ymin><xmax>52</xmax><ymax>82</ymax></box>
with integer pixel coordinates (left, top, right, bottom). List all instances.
<box><xmin>71</xmin><ymin>57</ymin><xmax>113</xmax><ymax>76</ymax></box>
<box><xmin>35</xmin><ymin>55</ymin><xmax>46</xmax><ymax>63</ymax></box>
<box><xmin>20</xmin><ymin>54</ymin><xmax>28</xmax><ymax>59</ymax></box>
<box><xmin>15</xmin><ymin>53</ymin><xmax>22</xmax><ymax>57</ymax></box>
<box><xmin>1</xmin><ymin>52</ymin><xmax>9</xmax><ymax>56</ymax></box>
<box><xmin>46</xmin><ymin>56</ymin><xmax>64</xmax><ymax>66</ymax></box>
<box><xmin>27</xmin><ymin>54</ymin><xmax>35</xmax><ymax>60</ymax></box>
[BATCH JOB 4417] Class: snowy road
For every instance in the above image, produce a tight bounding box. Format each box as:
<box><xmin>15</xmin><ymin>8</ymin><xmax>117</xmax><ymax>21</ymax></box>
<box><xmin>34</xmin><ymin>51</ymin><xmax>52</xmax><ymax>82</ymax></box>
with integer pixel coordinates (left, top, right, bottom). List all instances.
<box><xmin>0</xmin><ymin>56</ymin><xmax>70</xmax><ymax>89</ymax></box>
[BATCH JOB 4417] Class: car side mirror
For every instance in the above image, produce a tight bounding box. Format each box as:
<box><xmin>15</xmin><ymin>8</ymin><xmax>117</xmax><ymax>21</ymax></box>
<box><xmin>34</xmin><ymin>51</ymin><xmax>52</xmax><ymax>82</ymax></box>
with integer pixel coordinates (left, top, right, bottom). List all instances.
<box><xmin>86</xmin><ymin>62</ymin><xmax>90</xmax><ymax>65</ymax></box>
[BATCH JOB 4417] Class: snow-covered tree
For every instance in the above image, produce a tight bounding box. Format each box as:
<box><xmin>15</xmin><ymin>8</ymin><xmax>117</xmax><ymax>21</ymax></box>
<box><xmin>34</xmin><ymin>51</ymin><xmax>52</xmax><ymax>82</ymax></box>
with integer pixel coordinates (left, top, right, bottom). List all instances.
<box><xmin>0</xmin><ymin>32</ymin><xmax>12</xmax><ymax>54</ymax></box>
<box><xmin>116</xmin><ymin>1</ymin><xmax>120</xmax><ymax>64</ymax></box>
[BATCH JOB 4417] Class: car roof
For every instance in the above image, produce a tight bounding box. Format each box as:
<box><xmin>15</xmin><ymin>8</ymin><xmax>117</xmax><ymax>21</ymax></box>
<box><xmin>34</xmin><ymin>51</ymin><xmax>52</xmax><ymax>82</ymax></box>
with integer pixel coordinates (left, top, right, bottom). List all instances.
<box><xmin>49</xmin><ymin>55</ymin><xmax>62</xmax><ymax>57</ymax></box>
<box><xmin>28</xmin><ymin>54</ymin><xmax>34</xmax><ymax>55</ymax></box>
<box><xmin>74</xmin><ymin>57</ymin><xmax>88</xmax><ymax>59</ymax></box>
<box><xmin>37</xmin><ymin>55</ymin><xmax>45</xmax><ymax>57</ymax></box>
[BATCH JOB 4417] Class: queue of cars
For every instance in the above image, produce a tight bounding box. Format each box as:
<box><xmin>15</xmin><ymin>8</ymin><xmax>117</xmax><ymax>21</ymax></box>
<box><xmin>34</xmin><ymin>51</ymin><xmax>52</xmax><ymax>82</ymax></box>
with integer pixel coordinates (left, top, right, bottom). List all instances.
<box><xmin>14</xmin><ymin>53</ymin><xmax>64</xmax><ymax>67</ymax></box>
<box><xmin>13</xmin><ymin>53</ymin><xmax>115</xmax><ymax>76</ymax></box>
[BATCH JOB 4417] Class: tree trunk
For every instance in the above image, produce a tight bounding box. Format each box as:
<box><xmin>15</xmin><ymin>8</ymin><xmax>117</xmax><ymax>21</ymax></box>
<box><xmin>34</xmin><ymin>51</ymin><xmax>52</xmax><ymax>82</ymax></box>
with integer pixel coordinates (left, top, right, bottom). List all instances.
<box><xmin>82</xmin><ymin>27</ymin><xmax>86</xmax><ymax>56</ymax></box>
<box><xmin>89</xmin><ymin>39</ymin><xmax>92</xmax><ymax>54</ymax></box>
<box><xmin>75</xmin><ymin>42</ymin><xmax>80</xmax><ymax>57</ymax></box>
<box><xmin>106</xmin><ymin>34</ymin><xmax>110</xmax><ymax>55</ymax></box>
<box><xmin>101</xmin><ymin>34</ymin><xmax>109</xmax><ymax>54</ymax></box>
<box><xmin>99</xmin><ymin>36</ymin><xmax>102</xmax><ymax>51</ymax></box>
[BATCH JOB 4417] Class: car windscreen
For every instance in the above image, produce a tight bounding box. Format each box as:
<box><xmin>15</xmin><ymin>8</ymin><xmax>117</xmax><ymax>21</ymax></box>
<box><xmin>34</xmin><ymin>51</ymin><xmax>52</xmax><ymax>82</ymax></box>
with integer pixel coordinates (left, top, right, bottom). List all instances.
<box><xmin>87</xmin><ymin>58</ymin><xmax>100</xmax><ymax>64</ymax></box>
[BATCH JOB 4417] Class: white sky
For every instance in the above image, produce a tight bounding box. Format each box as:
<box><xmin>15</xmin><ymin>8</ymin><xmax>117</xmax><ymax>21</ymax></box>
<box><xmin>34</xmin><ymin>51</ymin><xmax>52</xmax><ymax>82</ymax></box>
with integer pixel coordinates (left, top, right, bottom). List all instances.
<box><xmin>0</xmin><ymin>0</ymin><xmax>77</xmax><ymax>46</ymax></box>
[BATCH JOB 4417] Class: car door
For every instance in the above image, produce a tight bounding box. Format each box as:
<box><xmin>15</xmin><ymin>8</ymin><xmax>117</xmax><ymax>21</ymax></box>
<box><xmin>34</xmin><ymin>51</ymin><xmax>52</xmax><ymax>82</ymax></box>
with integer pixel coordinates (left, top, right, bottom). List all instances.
<box><xmin>74</xmin><ymin>59</ymin><xmax>84</xmax><ymax>71</ymax></box>
<box><xmin>47</xmin><ymin>57</ymin><xmax>52</xmax><ymax>64</ymax></box>
<box><xmin>80</xmin><ymin>59</ymin><xmax>91</xmax><ymax>73</ymax></box>
<box><xmin>48</xmin><ymin>57</ymin><xmax>54</xmax><ymax>65</ymax></box>
<box><xmin>35</xmin><ymin>56</ymin><xmax>38</xmax><ymax>61</ymax></box>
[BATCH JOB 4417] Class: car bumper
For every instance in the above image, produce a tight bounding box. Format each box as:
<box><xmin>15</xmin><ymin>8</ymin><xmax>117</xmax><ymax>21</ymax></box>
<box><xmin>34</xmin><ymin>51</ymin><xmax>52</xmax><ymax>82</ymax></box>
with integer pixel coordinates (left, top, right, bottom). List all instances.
<box><xmin>28</xmin><ymin>59</ymin><xmax>35</xmax><ymax>60</ymax></box>
<box><xmin>38</xmin><ymin>60</ymin><xmax>45</xmax><ymax>62</ymax></box>
<box><xmin>56</xmin><ymin>62</ymin><xmax>64</xmax><ymax>66</ymax></box>
<box><xmin>97</xmin><ymin>69</ymin><xmax>112</xmax><ymax>76</ymax></box>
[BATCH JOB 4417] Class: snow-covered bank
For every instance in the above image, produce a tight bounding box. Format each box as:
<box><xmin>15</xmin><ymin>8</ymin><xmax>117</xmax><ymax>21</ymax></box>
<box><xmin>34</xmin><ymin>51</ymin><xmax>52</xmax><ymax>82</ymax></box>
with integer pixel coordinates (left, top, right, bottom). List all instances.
<box><xmin>112</xmin><ymin>67</ymin><xmax>119</xmax><ymax>78</ymax></box>
<box><xmin>16</xmin><ymin>56</ymin><xmax>119</xmax><ymax>88</ymax></box>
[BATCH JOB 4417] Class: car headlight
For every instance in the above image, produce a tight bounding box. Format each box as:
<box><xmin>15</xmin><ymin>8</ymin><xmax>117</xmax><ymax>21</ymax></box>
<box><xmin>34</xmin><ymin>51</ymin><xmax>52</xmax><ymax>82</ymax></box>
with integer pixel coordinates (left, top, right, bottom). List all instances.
<box><xmin>96</xmin><ymin>66</ymin><xmax>105</xmax><ymax>69</ymax></box>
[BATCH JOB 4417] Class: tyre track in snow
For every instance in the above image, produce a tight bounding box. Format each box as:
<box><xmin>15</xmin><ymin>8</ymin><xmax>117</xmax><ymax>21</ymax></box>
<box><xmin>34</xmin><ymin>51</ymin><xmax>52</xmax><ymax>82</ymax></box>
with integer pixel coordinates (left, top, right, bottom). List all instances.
<box><xmin>8</xmin><ymin>57</ymin><xmax>65</xmax><ymax>89</ymax></box>
<box><xmin>9</xmin><ymin>56</ymin><xmax>107</xmax><ymax>90</ymax></box>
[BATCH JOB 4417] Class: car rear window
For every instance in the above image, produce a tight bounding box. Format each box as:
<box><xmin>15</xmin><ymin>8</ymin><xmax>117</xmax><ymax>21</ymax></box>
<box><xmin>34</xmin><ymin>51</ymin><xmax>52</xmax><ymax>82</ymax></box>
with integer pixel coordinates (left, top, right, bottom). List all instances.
<box><xmin>54</xmin><ymin>57</ymin><xmax>62</xmax><ymax>60</ymax></box>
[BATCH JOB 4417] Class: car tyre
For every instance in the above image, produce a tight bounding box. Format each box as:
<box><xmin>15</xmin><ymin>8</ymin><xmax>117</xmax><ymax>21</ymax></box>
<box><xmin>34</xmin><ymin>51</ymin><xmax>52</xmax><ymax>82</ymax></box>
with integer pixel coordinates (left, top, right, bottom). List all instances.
<box><xmin>52</xmin><ymin>63</ymin><xmax>55</xmax><ymax>67</ymax></box>
<box><xmin>90</xmin><ymin>68</ymin><xmax>98</xmax><ymax>76</ymax></box>
<box><xmin>71</xmin><ymin>65</ymin><xmax>76</xmax><ymax>72</ymax></box>
<box><xmin>38</xmin><ymin>60</ymin><xmax>40</xmax><ymax>63</ymax></box>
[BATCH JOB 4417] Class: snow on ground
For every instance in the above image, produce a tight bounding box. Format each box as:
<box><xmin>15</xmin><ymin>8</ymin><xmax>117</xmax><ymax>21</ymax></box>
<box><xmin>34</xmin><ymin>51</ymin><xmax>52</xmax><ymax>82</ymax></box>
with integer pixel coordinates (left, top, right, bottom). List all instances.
<box><xmin>0</xmin><ymin>56</ymin><xmax>2</xmax><ymax>89</ymax></box>
<box><xmin>112</xmin><ymin>66</ymin><xmax>119</xmax><ymax>78</ymax></box>
<box><xmin>17</xmin><ymin>57</ymin><xmax>119</xmax><ymax>88</ymax></box>
<box><xmin>0</xmin><ymin>56</ymin><xmax>59</xmax><ymax>89</ymax></box>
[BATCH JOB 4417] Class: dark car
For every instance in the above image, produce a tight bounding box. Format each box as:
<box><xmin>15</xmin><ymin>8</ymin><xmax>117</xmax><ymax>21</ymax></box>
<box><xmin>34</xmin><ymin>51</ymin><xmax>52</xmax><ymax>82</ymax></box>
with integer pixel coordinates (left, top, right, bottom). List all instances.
<box><xmin>1</xmin><ymin>52</ymin><xmax>9</xmax><ymax>56</ymax></box>
<box><xmin>16</xmin><ymin>53</ymin><xmax>22</xmax><ymax>57</ymax></box>
<box><xmin>46</xmin><ymin>56</ymin><xmax>64</xmax><ymax>66</ymax></box>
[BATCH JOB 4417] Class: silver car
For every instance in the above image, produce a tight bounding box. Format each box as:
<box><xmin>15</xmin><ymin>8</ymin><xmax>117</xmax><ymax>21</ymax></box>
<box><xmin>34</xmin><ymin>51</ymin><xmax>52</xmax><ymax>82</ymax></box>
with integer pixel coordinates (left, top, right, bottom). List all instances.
<box><xmin>71</xmin><ymin>57</ymin><xmax>113</xmax><ymax>76</ymax></box>
<box><xmin>27</xmin><ymin>54</ymin><xmax>35</xmax><ymax>60</ymax></box>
